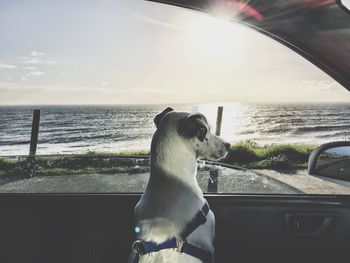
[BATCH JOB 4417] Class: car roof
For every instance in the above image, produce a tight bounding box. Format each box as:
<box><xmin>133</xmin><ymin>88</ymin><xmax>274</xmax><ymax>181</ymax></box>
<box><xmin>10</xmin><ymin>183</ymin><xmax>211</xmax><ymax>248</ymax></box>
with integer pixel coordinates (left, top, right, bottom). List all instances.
<box><xmin>147</xmin><ymin>0</ymin><xmax>350</xmax><ymax>92</ymax></box>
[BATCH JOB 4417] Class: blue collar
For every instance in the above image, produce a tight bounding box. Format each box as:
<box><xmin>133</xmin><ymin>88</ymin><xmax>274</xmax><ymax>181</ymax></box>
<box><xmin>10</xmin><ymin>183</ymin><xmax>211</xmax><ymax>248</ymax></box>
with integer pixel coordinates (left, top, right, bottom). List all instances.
<box><xmin>132</xmin><ymin>200</ymin><xmax>212</xmax><ymax>263</ymax></box>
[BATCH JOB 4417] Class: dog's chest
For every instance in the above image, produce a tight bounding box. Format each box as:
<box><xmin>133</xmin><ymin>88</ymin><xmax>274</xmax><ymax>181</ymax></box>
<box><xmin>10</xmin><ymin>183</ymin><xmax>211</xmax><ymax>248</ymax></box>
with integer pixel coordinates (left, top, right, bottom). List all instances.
<box><xmin>135</xmin><ymin>194</ymin><xmax>215</xmax><ymax>252</ymax></box>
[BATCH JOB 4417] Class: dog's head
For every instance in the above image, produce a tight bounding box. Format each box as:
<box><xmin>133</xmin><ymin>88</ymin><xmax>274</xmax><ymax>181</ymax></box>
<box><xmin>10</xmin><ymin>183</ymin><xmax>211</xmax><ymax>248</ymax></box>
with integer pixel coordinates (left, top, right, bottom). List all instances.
<box><xmin>153</xmin><ymin>107</ymin><xmax>230</xmax><ymax>161</ymax></box>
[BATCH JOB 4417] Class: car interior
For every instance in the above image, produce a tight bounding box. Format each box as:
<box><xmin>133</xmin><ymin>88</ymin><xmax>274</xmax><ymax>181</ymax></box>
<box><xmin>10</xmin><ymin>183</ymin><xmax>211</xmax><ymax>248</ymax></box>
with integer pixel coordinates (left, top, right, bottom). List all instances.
<box><xmin>1</xmin><ymin>1</ymin><xmax>350</xmax><ymax>263</ymax></box>
<box><xmin>2</xmin><ymin>194</ymin><xmax>350</xmax><ymax>262</ymax></box>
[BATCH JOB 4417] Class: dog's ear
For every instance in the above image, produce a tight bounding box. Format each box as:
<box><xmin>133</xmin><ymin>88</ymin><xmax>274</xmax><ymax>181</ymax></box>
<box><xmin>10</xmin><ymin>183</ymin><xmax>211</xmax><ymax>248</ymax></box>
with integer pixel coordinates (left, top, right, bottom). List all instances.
<box><xmin>181</xmin><ymin>113</ymin><xmax>208</xmax><ymax>142</ymax></box>
<box><xmin>154</xmin><ymin>107</ymin><xmax>174</xmax><ymax>128</ymax></box>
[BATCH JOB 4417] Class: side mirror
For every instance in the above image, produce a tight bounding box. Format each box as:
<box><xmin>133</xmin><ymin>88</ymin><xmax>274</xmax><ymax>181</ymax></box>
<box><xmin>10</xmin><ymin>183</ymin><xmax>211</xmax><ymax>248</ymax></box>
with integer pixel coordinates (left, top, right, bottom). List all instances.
<box><xmin>308</xmin><ymin>141</ymin><xmax>350</xmax><ymax>180</ymax></box>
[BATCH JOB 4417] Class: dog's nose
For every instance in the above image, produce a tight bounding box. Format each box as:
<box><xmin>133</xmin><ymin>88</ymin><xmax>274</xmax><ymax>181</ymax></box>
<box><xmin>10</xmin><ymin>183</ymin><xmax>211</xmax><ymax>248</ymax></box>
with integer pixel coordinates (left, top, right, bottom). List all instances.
<box><xmin>224</xmin><ymin>142</ymin><xmax>231</xmax><ymax>151</ymax></box>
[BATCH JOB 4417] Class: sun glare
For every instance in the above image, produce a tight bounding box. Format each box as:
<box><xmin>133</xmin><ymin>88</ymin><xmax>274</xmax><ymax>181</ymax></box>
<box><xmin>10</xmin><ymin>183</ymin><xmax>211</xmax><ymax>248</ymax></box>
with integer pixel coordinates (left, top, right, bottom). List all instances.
<box><xmin>196</xmin><ymin>102</ymin><xmax>246</xmax><ymax>143</ymax></box>
<box><xmin>186</xmin><ymin>14</ymin><xmax>245</xmax><ymax>59</ymax></box>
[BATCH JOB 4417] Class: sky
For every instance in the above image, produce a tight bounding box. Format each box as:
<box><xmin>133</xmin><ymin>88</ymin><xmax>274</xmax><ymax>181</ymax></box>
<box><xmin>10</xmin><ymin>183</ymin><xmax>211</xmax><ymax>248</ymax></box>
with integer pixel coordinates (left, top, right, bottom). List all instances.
<box><xmin>0</xmin><ymin>0</ymin><xmax>349</xmax><ymax>105</ymax></box>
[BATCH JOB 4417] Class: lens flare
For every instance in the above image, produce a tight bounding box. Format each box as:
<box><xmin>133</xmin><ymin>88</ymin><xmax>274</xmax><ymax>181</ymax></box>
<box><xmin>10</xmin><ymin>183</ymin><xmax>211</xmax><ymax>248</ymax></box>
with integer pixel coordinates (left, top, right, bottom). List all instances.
<box><xmin>134</xmin><ymin>226</ymin><xmax>141</xmax><ymax>233</ymax></box>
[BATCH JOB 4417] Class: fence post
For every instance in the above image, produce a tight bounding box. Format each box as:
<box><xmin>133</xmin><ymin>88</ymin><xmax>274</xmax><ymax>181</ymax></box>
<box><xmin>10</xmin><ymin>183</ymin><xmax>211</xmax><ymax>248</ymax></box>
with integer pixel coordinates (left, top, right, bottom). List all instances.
<box><xmin>27</xmin><ymin>109</ymin><xmax>40</xmax><ymax>177</ymax></box>
<box><xmin>207</xmin><ymin>169</ymin><xmax>219</xmax><ymax>193</ymax></box>
<box><xmin>208</xmin><ymin>106</ymin><xmax>224</xmax><ymax>192</ymax></box>
<box><xmin>29</xmin><ymin>109</ymin><xmax>40</xmax><ymax>157</ymax></box>
<box><xmin>215</xmin><ymin>106</ymin><xmax>223</xmax><ymax>136</ymax></box>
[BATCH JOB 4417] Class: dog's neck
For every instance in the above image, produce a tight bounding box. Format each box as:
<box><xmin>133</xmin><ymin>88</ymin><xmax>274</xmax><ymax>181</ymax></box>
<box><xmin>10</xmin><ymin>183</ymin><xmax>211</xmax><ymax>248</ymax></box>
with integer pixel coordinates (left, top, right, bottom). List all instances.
<box><xmin>136</xmin><ymin>127</ymin><xmax>208</xmax><ymax>244</ymax></box>
<box><xmin>149</xmin><ymin>134</ymin><xmax>198</xmax><ymax>188</ymax></box>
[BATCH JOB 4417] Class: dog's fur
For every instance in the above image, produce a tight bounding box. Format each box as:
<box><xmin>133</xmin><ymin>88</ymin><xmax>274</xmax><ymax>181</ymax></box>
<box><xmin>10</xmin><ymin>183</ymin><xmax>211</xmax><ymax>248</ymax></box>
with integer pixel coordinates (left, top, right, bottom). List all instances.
<box><xmin>129</xmin><ymin>108</ymin><xmax>230</xmax><ymax>263</ymax></box>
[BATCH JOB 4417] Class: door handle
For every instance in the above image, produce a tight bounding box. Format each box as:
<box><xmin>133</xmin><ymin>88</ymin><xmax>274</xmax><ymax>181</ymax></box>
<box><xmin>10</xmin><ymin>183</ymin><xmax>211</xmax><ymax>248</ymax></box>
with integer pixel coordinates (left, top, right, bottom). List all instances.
<box><xmin>286</xmin><ymin>214</ymin><xmax>336</xmax><ymax>238</ymax></box>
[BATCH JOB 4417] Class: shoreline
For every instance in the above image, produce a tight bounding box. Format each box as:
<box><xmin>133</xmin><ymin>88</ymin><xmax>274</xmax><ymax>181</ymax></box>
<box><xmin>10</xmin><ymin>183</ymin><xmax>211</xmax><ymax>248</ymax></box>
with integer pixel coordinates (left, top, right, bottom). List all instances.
<box><xmin>0</xmin><ymin>142</ymin><xmax>315</xmax><ymax>178</ymax></box>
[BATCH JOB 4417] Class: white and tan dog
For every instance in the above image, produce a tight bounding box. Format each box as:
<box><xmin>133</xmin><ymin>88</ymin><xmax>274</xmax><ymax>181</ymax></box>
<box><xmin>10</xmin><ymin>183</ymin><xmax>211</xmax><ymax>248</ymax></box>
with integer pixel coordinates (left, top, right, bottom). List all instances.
<box><xmin>129</xmin><ymin>107</ymin><xmax>230</xmax><ymax>263</ymax></box>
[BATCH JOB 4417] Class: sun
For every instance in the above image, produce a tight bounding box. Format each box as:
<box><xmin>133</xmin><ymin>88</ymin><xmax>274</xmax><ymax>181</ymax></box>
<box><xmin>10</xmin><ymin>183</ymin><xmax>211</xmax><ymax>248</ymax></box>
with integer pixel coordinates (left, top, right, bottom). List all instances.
<box><xmin>185</xmin><ymin>13</ymin><xmax>247</xmax><ymax>61</ymax></box>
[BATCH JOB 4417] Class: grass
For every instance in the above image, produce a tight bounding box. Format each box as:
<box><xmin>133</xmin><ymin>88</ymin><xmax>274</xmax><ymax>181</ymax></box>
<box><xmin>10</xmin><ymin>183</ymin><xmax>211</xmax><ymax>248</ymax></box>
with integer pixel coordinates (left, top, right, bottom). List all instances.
<box><xmin>224</xmin><ymin>141</ymin><xmax>315</xmax><ymax>170</ymax></box>
<box><xmin>0</xmin><ymin>155</ymin><xmax>150</xmax><ymax>178</ymax></box>
<box><xmin>0</xmin><ymin>141</ymin><xmax>316</xmax><ymax>178</ymax></box>
<box><xmin>86</xmin><ymin>149</ymin><xmax>150</xmax><ymax>156</ymax></box>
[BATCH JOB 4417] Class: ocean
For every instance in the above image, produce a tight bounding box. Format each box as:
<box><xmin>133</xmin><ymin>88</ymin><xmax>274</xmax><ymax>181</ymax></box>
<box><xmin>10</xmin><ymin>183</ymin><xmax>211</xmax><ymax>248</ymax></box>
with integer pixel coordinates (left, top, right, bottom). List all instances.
<box><xmin>0</xmin><ymin>103</ymin><xmax>349</xmax><ymax>156</ymax></box>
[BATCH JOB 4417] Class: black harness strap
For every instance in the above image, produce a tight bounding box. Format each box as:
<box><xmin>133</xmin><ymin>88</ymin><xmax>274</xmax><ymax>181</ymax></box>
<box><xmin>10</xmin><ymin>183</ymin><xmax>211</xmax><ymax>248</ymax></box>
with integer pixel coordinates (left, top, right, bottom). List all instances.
<box><xmin>181</xmin><ymin>200</ymin><xmax>210</xmax><ymax>238</ymax></box>
<box><xmin>132</xmin><ymin>200</ymin><xmax>213</xmax><ymax>263</ymax></box>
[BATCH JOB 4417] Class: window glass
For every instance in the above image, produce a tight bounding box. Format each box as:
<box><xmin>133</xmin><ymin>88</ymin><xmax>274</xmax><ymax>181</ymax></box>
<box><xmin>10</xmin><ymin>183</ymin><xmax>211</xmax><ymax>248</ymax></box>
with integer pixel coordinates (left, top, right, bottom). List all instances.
<box><xmin>1</xmin><ymin>1</ymin><xmax>350</xmax><ymax>194</ymax></box>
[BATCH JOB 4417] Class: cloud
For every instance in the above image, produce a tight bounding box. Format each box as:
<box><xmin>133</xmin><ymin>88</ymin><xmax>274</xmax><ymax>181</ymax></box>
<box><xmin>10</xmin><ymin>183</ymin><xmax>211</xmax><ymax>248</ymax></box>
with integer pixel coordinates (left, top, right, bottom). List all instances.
<box><xmin>20</xmin><ymin>70</ymin><xmax>45</xmax><ymax>81</ymax></box>
<box><xmin>23</xmin><ymin>58</ymin><xmax>57</xmax><ymax>65</ymax></box>
<box><xmin>21</xmin><ymin>51</ymin><xmax>57</xmax><ymax>65</ymax></box>
<box><xmin>30</xmin><ymin>51</ymin><xmax>46</xmax><ymax>57</ymax></box>
<box><xmin>27</xmin><ymin>71</ymin><xmax>45</xmax><ymax>77</ymax></box>
<box><xmin>0</xmin><ymin>63</ymin><xmax>17</xmax><ymax>70</ymax></box>
<box><xmin>0</xmin><ymin>81</ymin><xmax>17</xmax><ymax>87</ymax></box>
<box><xmin>25</xmin><ymin>66</ymin><xmax>37</xmax><ymax>70</ymax></box>
<box><xmin>301</xmin><ymin>79</ymin><xmax>343</xmax><ymax>92</ymax></box>
<box><xmin>22</xmin><ymin>58</ymin><xmax>41</xmax><ymax>64</ymax></box>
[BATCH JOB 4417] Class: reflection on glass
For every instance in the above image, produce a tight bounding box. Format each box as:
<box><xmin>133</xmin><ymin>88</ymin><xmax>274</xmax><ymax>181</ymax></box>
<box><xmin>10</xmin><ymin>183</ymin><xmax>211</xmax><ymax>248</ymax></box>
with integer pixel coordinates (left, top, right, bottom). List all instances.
<box><xmin>317</xmin><ymin>146</ymin><xmax>350</xmax><ymax>177</ymax></box>
<box><xmin>342</xmin><ymin>0</ymin><xmax>350</xmax><ymax>11</ymax></box>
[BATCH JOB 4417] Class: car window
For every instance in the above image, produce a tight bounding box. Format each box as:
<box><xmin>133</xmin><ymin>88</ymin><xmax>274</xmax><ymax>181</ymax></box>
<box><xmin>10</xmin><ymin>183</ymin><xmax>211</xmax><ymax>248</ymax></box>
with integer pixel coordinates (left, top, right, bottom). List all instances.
<box><xmin>1</xmin><ymin>1</ymin><xmax>350</xmax><ymax>194</ymax></box>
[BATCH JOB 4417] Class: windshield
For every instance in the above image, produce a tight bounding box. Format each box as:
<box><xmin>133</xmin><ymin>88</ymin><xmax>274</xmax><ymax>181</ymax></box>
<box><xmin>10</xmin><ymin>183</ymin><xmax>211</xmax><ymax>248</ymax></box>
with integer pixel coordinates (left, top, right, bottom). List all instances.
<box><xmin>1</xmin><ymin>0</ymin><xmax>350</xmax><ymax>194</ymax></box>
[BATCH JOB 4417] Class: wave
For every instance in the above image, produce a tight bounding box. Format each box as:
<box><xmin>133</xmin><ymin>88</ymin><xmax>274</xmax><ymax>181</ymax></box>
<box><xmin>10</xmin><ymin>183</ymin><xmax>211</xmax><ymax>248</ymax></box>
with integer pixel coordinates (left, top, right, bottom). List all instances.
<box><xmin>1</xmin><ymin>104</ymin><xmax>349</xmax><ymax>155</ymax></box>
<box><xmin>293</xmin><ymin>125</ymin><xmax>350</xmax><ymax>133</ymax></box>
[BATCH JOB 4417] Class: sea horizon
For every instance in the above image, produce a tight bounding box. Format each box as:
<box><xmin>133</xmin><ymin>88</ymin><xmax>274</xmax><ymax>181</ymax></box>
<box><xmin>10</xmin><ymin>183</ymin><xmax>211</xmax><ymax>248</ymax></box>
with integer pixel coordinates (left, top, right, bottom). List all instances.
<box><xmin>1</xmin><ymin>103</ymin><xmax>349</xmax><ymax>156</ymax></box>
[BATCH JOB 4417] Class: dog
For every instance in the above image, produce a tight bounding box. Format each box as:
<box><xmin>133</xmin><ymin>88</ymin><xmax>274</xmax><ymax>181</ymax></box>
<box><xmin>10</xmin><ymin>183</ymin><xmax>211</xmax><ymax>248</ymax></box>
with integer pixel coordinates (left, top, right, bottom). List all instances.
<box><xmin>129</xmin><ymin>107</ymin><xmax>230</xmax><ymax>263</ymax></box>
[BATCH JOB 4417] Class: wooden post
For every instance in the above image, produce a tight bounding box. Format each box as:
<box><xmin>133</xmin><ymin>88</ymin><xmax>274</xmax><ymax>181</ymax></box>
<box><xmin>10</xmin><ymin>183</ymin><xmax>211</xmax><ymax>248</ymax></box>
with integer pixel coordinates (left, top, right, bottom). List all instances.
<box><xmin>27</xmin><ymin>110</ymin><xmax>40</xmax><ymax>178</ymax></box>
<box><xmin>208</xmin><ymin>106</ymin><xmax>224</xmax><ymax>192</ymax></box>
<box><xmin>215</xmin><ymin>106</ymin><xmax>223</xmax><ymax>136</ymax></box>
<box><xmin>207</xmin><ymin>169</ymin><xmax>218</xmax><ymax>193</ymax></box>
<box><xmin>29</xmin><ymin>109</ymin><xmax>40</xmax><ymax>157</ymax></box>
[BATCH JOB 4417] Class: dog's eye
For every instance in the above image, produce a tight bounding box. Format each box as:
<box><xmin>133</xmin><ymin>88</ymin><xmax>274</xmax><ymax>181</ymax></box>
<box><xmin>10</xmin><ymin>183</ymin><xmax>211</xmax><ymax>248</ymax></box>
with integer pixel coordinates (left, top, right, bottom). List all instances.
<box><xmin>197</xmin><ymin>126</ymin><xmax>207</xmax><ymax>142</ymax></box>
